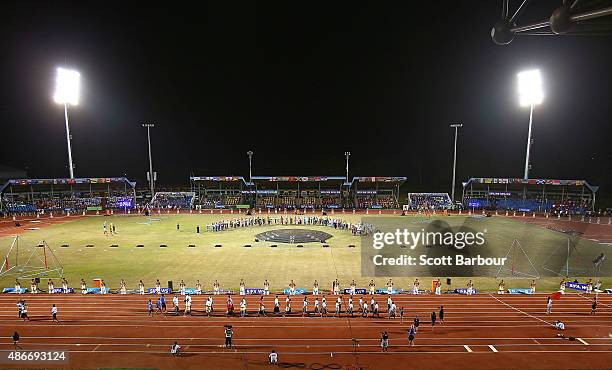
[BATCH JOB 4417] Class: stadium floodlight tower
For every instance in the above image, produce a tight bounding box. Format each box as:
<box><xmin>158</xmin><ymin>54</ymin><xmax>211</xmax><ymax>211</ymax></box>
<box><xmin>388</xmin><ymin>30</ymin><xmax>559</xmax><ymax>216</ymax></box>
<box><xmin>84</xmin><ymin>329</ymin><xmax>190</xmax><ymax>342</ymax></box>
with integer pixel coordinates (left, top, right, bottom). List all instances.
<box><xmin>517</xmin><ymin>69</ymin><xmax>543</xmax><ymax>180</ymax></box>
<box><xmin>344</xmin><ymin>151</ymin><xmax>351</xmax><ymax>183</ymax></box>
<box><xmin>247</xmin><ymin>151</ymin><xmax>253</xmax><ymax>183</ymax></box>
<box><xmin>142</xmin><ymin>123</ymin><xmax>155</xmax><ymax>198</ymax></box>
<box><xmin>53</xmin><ymin>67</ymin><xmax>81</xmax><ymax>179</ymax></box>
<box><xmin>450</xmin><ymin>123</ymin><xmax>463</xmax><ymax>202</ymax></box>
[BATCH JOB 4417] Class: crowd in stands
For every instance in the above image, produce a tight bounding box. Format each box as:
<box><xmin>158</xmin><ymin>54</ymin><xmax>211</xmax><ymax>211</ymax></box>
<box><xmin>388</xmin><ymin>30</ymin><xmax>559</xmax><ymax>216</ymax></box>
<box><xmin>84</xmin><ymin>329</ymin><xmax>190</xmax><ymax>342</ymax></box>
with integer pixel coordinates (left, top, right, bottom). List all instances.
<box><xmin>408</xmin><ymin>193</ymin><xmax>452</xmax><ymax>210</ymax></box>
<box><xmin>151</xmin><ymin>192</ymin><xmax>195</xmax><ymax>209</ymax></box>
<box><xmin>465</xmin><ymin>197</ymin><xmax>592</xmax><ymax>215</ymax></box>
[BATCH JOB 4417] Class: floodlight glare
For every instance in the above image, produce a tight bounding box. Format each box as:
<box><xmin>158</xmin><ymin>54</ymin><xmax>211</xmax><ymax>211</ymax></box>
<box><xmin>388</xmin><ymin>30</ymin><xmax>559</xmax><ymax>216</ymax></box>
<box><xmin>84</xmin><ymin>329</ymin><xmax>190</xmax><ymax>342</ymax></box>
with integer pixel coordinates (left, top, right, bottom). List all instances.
<box><xmin>517</xmin><ymin>69</ymin><xmax>543</xmax><ymax>107</ymax></box>
<box><xmin>54</xmin><ymin>67</ymin><xmax>81</xmax><ymax>106</ymax></box>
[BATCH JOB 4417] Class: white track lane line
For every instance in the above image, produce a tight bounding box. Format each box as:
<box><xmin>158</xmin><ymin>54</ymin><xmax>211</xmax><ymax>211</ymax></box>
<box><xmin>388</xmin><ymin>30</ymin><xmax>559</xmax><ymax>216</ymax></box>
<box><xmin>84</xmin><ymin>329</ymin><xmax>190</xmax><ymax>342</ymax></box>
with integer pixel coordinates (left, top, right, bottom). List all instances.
<box><xmin>577</xmin><ymin>338</ymin><xmax>590</xmax><ymax>346</ymax></box>
<box><xmin>488</xmin><ymin>344</ymin><xmax>498</xmax><ymax>352</ymax></box>
<box><xmin>464</xmin><ymin>345</ymin><xmax>473</xmax><ymax>352</ymax></box>
<box><xmin>488</xmin><ymin>294</ymin><xmax>553</xmax><ymax>327</ymax></box>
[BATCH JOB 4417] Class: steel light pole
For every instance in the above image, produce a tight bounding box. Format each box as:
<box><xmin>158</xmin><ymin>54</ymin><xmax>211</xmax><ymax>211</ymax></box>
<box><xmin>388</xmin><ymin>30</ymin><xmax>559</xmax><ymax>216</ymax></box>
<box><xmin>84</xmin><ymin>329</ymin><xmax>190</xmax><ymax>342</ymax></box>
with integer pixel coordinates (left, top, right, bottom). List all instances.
<box><xmin>247</xmin><ymin>151</ymin><xmax>253</xmax><ymax>183</ymax></box>
<box><xmin>142</xmin><ymin>123</ymin><xmax>155</xmax><ymax>197</ymax></box>
<box><xmin>53</xmin><ymin>67</ymin><xmax>80</xmax><ymax>179</ymax></box>
<box><xmin>517</xmin><ymin>69</ymin><xmax>543</xmax><ymax>179</ymax></box>
<box><xmin>345</xmin><ymin>152</ymin><xmax>351</xmax><ymax>183</ymax></box>
<box><xmin>450</xmin><ymin>124</ymin><xmax>463</xmax><ymax>202</ymax></box>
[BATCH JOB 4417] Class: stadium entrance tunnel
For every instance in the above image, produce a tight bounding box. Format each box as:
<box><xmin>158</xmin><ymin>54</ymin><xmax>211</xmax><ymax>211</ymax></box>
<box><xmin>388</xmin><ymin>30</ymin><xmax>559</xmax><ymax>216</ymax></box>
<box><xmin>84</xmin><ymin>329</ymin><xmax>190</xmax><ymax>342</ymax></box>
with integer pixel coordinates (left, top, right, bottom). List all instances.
<box><xmin>255</xmin><ymin>229</ymin><xmax>333</xmax><ymax>244</ymax></box>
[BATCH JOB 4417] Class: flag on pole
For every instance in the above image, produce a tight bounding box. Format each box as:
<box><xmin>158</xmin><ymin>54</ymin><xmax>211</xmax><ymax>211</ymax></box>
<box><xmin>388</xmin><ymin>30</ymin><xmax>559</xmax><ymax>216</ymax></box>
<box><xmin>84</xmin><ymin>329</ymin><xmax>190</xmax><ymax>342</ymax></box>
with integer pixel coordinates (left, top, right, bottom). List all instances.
<box><xmin>550</xmin><ymin>291</ymin><xmax>562</xmax><ymax>300</ymax></box>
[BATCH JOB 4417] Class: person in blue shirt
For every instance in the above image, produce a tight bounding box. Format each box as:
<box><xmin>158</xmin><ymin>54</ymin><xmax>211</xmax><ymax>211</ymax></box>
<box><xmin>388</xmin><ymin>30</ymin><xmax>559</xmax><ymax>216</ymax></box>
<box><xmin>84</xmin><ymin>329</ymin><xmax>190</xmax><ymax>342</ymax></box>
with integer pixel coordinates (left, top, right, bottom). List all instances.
<box><xmin>408</xmin><ymin>324</ymin><xmax>416</xmax><ymax>347</ymax></box>
<box><xmin>147</xmin><ymin>299</ymin><xmax>153</xmax><ymax>316</ymax></box>
<box><xmin>160</xmin><ymin>294</ymin><xmax>167</xmax><ymax>312</ymax></box>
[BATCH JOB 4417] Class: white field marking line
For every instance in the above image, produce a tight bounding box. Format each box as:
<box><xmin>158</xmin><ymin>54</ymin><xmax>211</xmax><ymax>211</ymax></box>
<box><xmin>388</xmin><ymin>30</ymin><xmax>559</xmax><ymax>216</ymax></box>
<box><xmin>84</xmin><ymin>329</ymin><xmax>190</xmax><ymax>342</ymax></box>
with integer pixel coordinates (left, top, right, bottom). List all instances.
<box><xmin>577</xmin><ymin>338</ymin><xmax>590</xmax><ymax>346</ymax></box>
<box><xmin>532</xmin><ymin>338</ymin><xmax>541</xmax><ymax>345</ymax></box>
<box><xmin>463</xmin><ymin>345</ymin><xmax>473</xmax><ymax>352</ymax></box>
<box><xmin>488</xmin><ymin>345</ymin><xmax>498</xmax><ymax>352</ymax></box>
<box><xmin>488</xmin><ymin>294</ymin><xmax>554</xmax><ymax>327</ymax></box>
<box><xmin>92</xmin><ymin>344</ymin><xmax>101</xmax><ymax>351</ymax></box>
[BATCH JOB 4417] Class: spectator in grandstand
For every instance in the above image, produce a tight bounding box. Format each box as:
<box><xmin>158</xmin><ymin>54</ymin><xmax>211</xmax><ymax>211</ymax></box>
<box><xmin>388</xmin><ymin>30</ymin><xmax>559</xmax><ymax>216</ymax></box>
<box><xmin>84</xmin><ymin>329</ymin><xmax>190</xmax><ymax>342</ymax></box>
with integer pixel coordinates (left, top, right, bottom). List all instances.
<box><xmin>51</xmin><ymin>304</ymin><xmax>59</xmax><ymax>323</ymax></box>
<box><xmin>268</xmin><ymin>350</ymin><xmax>278</xmax><ymax>364</ymax></box>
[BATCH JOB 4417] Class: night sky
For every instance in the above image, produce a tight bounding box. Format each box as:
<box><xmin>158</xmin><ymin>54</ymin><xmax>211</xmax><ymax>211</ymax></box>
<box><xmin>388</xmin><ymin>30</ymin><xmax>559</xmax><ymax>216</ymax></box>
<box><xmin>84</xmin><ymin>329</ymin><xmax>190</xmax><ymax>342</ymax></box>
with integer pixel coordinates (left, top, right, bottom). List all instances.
<box><xmin>1</xmin><ymin>2</ymin><xmax>611</xmax><ymax>200</ymax></box>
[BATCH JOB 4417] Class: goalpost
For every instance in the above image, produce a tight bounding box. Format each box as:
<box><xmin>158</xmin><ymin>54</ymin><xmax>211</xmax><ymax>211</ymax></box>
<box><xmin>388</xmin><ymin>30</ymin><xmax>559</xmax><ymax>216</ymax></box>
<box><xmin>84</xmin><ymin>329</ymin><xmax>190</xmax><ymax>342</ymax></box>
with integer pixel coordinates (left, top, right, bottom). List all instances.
<box><xmin>495</xmin><ymin>239</ymin><xmax>540</xmax><ymax>279</ymax></box>
<box><xmin>0</xmin><ymin>236</ymin><xmax>64</xmax><ymax>280</ymax></box>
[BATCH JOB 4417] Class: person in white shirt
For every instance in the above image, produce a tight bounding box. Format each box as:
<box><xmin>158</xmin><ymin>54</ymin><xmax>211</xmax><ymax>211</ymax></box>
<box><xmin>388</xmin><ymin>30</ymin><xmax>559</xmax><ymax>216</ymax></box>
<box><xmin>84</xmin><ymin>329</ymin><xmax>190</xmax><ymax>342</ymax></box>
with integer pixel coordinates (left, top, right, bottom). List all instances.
<box><xmin>386</xmin><ymin>279</ymin><xmax>393</xmax><ymax>295</ymax></box>
<box><xmin>30</xmin><ymin>279</ymin><xmax>38</xmax><ymax>294</ymax></box>
<box><xmin>173</xmin><ymin>296</ymin><xmax>180</xmax><ymax>315</ymax></box>
<box><xmin>240</xmin><ymin>298</ymin><xmax>247</xmax><ymax>317</ymax></box>
<box><xmin>389</xmin><ymin>302</ymin><xmax>397</xmax><ymax>319</ymax></box>
<box><xmin>268</xmin><ymin>350</ymin><xmax>278</xmax><ymax>364</ymax></box>
<box><xmin>312</xmin><ymin>280</ymin><xmax>319</xmax><ymax>295</ymax></box>
<box><xmin>50</xmin><ymin>304</ymin><xmax>59</xmax><ymax>322</ymax></box>
<box><xmin>369</xmin><ymin>280</ymin><xmax>376</xmax><ymax>295</ymax></box>
<box><xmin>80</xmin><ymin>279</ymin><xmax>87</xmax><ymax>294</ymax></box>
<box><xmin>195</xmin><ymin>280</ymin><xmax>202</xmax><ymax>295</ymax></box>
<box><xmin>263</xmin><ymin>279</ymin><xmax>270</xmax><ymax>295</ymax></box>
<box><xmin>239</xmin><ymin>279</ymin><xmax>246</xmax><ymax>296</ymax></box>
<box><xmin>206</xmin><ymin>296</ymin><xmax>213</xmax><ymax>317</ymax></box>
<box><xmin>171</xmin><ymin>342</ymin><xmax>181</xmax><ymax>356</ymax></box>
<box><xmin>554</xmin><ymin>320</ymin><xmax>565</xmax><ymax>330</ymax></box>
<box><xmin>139</xmin><ymin>280</ymin><xmax>145</xmax><ymax>295</ymax></box>
<box><xmin>48</xmin><ymin>279</ymin><xmax>55</xmax><ymax>294</ymax></box>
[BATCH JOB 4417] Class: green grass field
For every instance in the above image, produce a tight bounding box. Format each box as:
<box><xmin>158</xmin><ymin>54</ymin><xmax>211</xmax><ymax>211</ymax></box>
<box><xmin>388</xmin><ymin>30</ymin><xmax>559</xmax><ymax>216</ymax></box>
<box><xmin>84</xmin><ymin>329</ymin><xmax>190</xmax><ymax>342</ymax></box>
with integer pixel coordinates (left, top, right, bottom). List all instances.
<box><xmin>0</xmin><ymin>213</ymin><xmax>609</xmax><ymax>292</ymax></box>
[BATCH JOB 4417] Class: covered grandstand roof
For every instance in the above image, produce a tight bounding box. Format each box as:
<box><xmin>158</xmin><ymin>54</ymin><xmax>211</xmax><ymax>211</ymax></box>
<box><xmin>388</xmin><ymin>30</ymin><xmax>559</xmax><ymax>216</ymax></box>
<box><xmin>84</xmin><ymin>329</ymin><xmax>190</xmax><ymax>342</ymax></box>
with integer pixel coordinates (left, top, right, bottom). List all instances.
<box><xmin>462</xmin><ymin>177</ymin><xmax>598</xmax><ymax>193</ymax></box>
<box><xmin>0</xmin><ymin>177</ymin><xmax>137</xmax><ymax>193</ymax></box>
<box><xmin>191</xmin><ymin>176</ymin><xmax>407</xmax><ymax>187</ymax></box>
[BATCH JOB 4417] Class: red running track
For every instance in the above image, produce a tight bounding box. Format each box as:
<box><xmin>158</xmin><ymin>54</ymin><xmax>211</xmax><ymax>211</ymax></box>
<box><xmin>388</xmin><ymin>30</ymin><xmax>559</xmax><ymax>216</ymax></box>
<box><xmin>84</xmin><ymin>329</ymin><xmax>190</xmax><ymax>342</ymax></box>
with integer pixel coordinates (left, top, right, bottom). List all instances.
<box><xmin>0</xmin><ymin>293</ymin><xmax>610</xmax><ymax>369</ymax></box>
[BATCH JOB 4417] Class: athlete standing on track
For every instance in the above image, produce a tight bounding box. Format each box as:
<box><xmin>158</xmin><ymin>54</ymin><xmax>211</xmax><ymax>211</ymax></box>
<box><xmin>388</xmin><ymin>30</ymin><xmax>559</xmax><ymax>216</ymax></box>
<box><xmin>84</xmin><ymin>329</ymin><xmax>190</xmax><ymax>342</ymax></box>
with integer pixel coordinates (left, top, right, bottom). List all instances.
<box><xmin>439</xmin><ymin>305</ymin><xmax>445</xmax><ymax>324</ymax></box>
<box><xmin>380</xmin><ymin>331</ymin><xmax>389</xmax><ymax>352</ymax></box>
<box><xmin>147</xmin><ymin>299</ymin><xmax>153</xmax><ymax>316</ymax></box>
<box><xmin>139</xmin><ymin>280</ymin><xmax>145</xmax><ymax>295</ymax></box>
<box><xmin>546</xmin><ymin>297</ymin><xmax>553</xmax><ymax>314</ymax></box>
<box><xmin>408</xmin><ymin>324</ymin><xmax>416</xmax><ymax>347</ymax></box>
<box><xmin>591</xmin><ymin>297</ymin><xmax>598</xmax><ymax>314</ymax></box>
<box><xmin>51</xmin><ymin>304</ymin><xmax>59</xmax><ymax>323</ymax></box>
<box><xmin>224</xmin><ymin>325</ymin><xmax>234</xmax><ymax>349</ymax></box>
<box><xmin>431</xmin><ymin>311</ymin><xmax>437</xmax><ymax>330</ymax></box>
